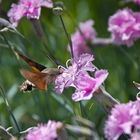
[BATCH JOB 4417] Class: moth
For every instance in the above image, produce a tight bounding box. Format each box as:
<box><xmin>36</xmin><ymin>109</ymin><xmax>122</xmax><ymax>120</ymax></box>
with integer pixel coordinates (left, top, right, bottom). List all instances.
<box><xmin>15</xmin><ymin>49</ymin><xmax>61</xmax><ymax>92</ymax></box>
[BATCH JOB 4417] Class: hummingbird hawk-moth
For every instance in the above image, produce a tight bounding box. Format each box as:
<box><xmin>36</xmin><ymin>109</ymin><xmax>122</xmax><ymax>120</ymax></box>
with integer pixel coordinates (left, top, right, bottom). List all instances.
<box><xmin>15</xmin><ymin>49</ymin><xmax>61</xmax><ymax>92</ymax></box>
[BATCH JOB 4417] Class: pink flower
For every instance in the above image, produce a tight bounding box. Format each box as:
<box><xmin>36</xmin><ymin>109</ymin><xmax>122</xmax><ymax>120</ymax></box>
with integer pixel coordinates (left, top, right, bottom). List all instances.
<box><xmin>72</xmin><ymin>70</ymin><xmax>108</xmax><ymax>101</ymax></box>
<box><xmin>55</xmin><ymin>53</ymin><xmax>108</xmax><ymax>101</ymax></box>
<box><xmin>108</xmin><ymin>8</ymin><xmax>140</xmax><ymax>46</ymax></box>
<box><xmin>70</xmin><ymin>20</ymin><xmax>96</xmax><ymax>59</ymax></box>
<box><xmin>25</xmin><ymin>121</ymin><xmax>63</xmax><ymax>140</ymax></box>
<box><xmin>7</xmin><ymin>4</ymin><xmax>25</xmax><ymax>27</ymax></box>
<box><xmin>7</xmin><ymin>0</ymin><xmax>53</xmax><ymax>27</ymax></box>
<box><xmin>133</xmin><ymin>0</ymin><xmax>140</xmax><ymax>5</ymax></box>
<box><xmin>55</xmin><ymin>54</ymin><xmax>95</xmax><ymax>94</ymax></box>
<box><xmin>104</xmin><ymin>99</ymin><xmax>140</xmax><ymax>140</ymax></box>
<box><xmin>20</xmin><ymin>0</ymin><xmax>53</xmax><ymax>19</ymax></box>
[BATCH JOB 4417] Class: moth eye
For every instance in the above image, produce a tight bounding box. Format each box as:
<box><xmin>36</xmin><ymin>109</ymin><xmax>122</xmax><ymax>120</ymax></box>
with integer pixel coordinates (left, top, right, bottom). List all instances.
<box><xmin>26</xmin><ymin>84</ymin><xmax>33</xmax><ymax>91</ymax></box>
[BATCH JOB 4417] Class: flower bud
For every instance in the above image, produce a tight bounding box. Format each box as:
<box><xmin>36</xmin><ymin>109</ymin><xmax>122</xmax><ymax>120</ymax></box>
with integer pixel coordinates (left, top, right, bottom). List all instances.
<box><xmin>53</xmin><ymin>2</ymin><xmax>64</xmax><ymax>16</ymax></box>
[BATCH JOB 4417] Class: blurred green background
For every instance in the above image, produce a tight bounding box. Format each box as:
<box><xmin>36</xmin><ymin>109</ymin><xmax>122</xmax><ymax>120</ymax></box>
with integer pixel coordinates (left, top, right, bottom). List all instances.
<box><xmin>0</xmin><ymin>0</ymin><xmax>140</xmax><ymax>139</ymax></box>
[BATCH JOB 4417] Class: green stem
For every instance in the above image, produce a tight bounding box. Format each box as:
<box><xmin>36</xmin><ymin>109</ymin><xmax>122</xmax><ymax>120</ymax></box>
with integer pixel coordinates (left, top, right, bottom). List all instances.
<box><xmin>73</xmin><ymin>102</ymin><xmax>82</xmax><ymax>117</ymax></box>
<box><xmin>45</xmin><ymin>93</ymin><xmax>52</xmax><ymax>118</ymax></box>
<box><xmin>118</xmin><ymin>46</ymin><xmax>138</xmax><ymax>70</ymax></box>
<box><xmin>1</xmin><ymin>34</ymin><xmax>22</xmax><ymax>69</ymax></box>
<box><xmin>79</xmin><ymin>101</ymin><xmax>87</xmax><ymax>118</ymax></box>
<box><xmin>59</xmin><ymin>15</ymin><xmax>74</xmax><ymax>58</ymax></box>
<box><xmin>93</xmin><ymin>86</ymin><xmax>119</xmax><ymax>113</ymax></box>
<box><xmin>0</xmin><ymin>86</ymin><xmax>21</xmax><ymax>133</ymax></box>
<box><xmin>30</xmin><ymin>19</ymin><xmax>60</xmax><ymax>66</ymax></box>
<box><xmin>2</xmin><ymin>34</ymin><xmax>15</xmax><ymax>55</ymax></box>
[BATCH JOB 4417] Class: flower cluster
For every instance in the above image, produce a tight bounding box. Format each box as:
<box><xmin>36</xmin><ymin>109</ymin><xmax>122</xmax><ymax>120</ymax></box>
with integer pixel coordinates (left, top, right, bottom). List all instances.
<box><xmin>25</xmin><ymin>120</ymin><xmax>63</xmax><ymax>140</ymax></box>
<box><xmin>108</xmin><ymin>8</ymin><xmax>140</xmax><ymax>46</ymax></box>
<box><xmin>104</xmin><ymin>99</ymin><xmax>140</xmax><ymax>140</ymax></box>
<box><xmin>70</xmin><ymin>20</ymin><xmax>96</xmax><ymax>59</ymax></box>
<box><xmin>8</xmin><ymin>0</ymin><xmax>53</xmax><ymax>27</ymax></box>
<box><xmin>55</xmin><ymin>53</ymin><xmax>108</xmax><ymax>101</ymax></box>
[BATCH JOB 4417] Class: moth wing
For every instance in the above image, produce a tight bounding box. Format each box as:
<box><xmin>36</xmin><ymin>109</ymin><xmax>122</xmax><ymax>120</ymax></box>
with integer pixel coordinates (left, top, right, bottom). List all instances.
<box><xmin>14</xmin><ymin>49</ymin><xmax>46</xmax><ymax>71</ymax></box>
<box><xmin>20</xmin><ymin>69</ymin><xmax>49</xmax><ymax>90</ymax></box>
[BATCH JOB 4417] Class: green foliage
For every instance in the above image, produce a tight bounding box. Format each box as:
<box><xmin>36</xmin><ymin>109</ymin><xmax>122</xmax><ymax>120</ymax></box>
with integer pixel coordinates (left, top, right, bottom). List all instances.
<box><xmin>0</xmin><ymin>0</ymin><xmax>140</xmax><ymax>139</ymax></box>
